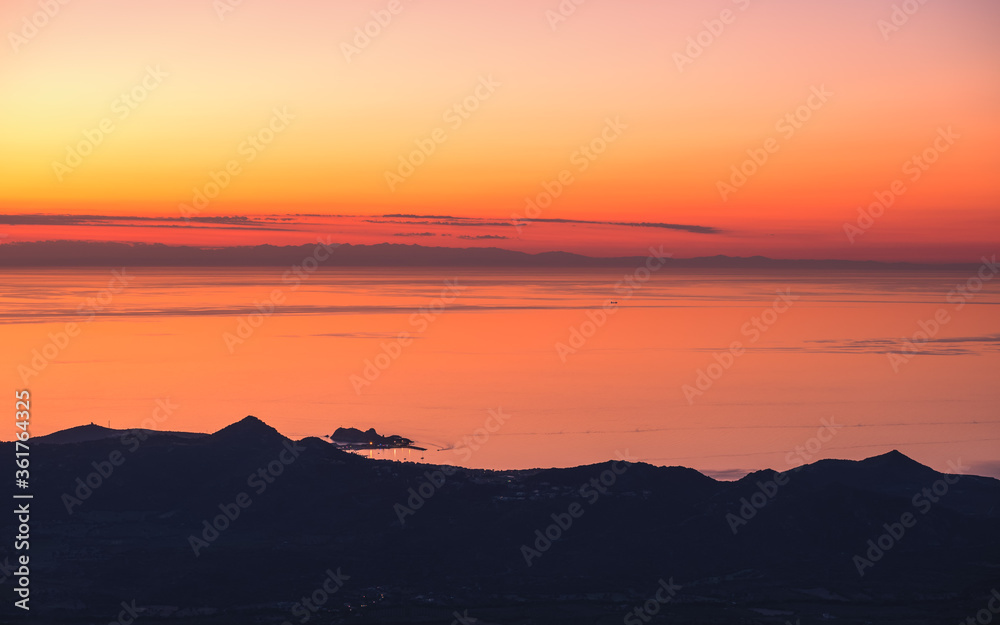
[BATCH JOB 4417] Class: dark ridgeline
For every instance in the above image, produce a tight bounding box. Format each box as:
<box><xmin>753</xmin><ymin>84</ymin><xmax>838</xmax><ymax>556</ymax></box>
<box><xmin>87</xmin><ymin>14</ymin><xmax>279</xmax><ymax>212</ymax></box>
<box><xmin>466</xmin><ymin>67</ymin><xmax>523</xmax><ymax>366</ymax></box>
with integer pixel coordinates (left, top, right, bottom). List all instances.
<box><xmin>4</xmin><ymin>416</ymin><xmax>997</xmax><ymax>624</ymax></box>
<box><xmin>0</xmin><ymin>240</ymin><xmax>978</xmax><ymax>269</ymax></box>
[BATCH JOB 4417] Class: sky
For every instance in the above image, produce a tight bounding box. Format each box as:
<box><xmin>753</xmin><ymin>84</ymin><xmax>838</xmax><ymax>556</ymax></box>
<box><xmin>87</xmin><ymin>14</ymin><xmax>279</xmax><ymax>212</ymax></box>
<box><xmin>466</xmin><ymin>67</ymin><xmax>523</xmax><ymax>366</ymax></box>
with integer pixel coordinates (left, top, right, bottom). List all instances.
<box><xmin>2</xmin><ymin>1</ymin><xmax>999</xmax><ymax>477</ymax></box>
<box><xmin>1</xmin><ymin>0</ymin><xmax>999</xmax><ymax>260</ymax></box>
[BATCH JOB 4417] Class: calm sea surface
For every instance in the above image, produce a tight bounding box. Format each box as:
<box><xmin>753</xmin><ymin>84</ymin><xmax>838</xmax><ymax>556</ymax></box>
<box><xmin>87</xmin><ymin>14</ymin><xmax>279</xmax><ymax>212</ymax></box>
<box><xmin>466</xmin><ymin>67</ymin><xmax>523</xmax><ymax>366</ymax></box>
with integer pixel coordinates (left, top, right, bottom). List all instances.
<box><xmin>3</xmin><ymin>267</ymin><xmax>998</xmax><ymax>478</ymax></box>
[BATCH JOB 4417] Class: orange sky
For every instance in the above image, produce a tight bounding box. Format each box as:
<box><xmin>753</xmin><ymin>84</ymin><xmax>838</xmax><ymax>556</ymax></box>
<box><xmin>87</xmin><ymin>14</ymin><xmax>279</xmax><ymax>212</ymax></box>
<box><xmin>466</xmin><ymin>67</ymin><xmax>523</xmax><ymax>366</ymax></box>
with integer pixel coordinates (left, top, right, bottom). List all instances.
<box><xmin>1</xmin><ymin>0</ymin><xmax>999</xmax><ymax>260</ymax></box>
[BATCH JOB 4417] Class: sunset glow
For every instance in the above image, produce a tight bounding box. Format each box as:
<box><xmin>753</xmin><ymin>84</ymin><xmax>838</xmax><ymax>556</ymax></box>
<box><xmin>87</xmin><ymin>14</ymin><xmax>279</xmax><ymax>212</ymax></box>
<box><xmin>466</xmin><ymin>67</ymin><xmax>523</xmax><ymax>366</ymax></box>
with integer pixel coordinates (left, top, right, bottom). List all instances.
<box><xmin>2</xmin><ymin>0</ymin><xmax>998</xmax><ymax>260</ymax></box>
<box><xmin>3</xmin><ymin>3</ymin><xmax>1000</xmax><ymax>620</ymax></box>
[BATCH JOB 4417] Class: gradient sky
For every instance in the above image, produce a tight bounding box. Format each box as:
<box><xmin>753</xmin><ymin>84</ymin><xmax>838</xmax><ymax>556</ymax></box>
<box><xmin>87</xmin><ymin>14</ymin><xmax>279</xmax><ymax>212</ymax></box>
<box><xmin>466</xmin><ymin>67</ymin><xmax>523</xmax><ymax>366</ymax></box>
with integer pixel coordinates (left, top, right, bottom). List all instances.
<box><xmin>1</xmin><ymin>0</ymin><xmax>999</xmax><ymax>260</ymax></box>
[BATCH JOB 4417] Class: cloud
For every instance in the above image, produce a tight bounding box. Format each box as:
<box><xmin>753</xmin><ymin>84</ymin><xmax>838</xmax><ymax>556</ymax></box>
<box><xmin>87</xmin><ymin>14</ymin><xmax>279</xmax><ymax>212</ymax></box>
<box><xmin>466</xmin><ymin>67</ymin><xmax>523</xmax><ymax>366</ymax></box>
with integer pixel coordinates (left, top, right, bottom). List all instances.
<box><xmin>702</xmin><ymin>468</ymin><xmax>751</xmax><ymax>481</ymax></box>
<box><xmin>3</xmin><ymin>212</ymin><xmax>722</xmax><ymax>238</ymax></box>
<box><xmin>795</xmin><ymin>334</ymin><xmax>1000</xmax><ymax>356</ymax></box>
<box><xmin>276</xmin><ymin>332</ymin><xmax>425</xmax><ymax>339</ymax></box>
<box><xmin>374</xmin><ymin>214</ymin><xmax>722</xmax><ymax>234</ymax></box>
<box><xmin>458</xmin><ymin>234</ymin><xmax>508</xmax><ymax>240</ymax></box>
<box><xmin>969</xmin><ymin>460</ymin><xmax>1000</xmax><ymax>480</ymax></box>
<box><xmin>0</xmin><ymin>214</ymin><xmax>291</xmax><ymax>231</ymax></box>
<box><xmin>520</xmin><ymin>217</ymin><xmax>721</xmax><ymax>234</ymax></box>
<box><xmin>365</xmin><ymin>219</ymin><xmax>515</xmax><ymax>227</ymax></box>
<box><xmin>692</xmin><ymin>334</ymin><xmax>1000</xmax><ymax>357</ymax></box>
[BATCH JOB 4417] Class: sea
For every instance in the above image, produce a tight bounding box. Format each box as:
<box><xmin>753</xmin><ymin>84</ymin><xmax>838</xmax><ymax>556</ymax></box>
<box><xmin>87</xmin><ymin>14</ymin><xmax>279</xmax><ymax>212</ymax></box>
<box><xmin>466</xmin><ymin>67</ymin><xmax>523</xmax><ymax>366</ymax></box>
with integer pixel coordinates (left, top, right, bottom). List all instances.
<box><xmin>3</xmin><ymin>266</ymin><xmax>998</xmax><ymax>479</ymax></box>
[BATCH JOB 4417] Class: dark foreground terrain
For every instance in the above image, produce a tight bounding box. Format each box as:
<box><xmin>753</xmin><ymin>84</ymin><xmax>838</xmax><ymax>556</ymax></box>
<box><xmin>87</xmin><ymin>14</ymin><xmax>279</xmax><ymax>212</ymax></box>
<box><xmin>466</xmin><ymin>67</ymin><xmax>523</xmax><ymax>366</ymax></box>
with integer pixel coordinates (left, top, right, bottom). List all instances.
<box><xmin>3</xmin><ymin>417</ymin><xmax>998</xmax><ymax>624</ymax></box>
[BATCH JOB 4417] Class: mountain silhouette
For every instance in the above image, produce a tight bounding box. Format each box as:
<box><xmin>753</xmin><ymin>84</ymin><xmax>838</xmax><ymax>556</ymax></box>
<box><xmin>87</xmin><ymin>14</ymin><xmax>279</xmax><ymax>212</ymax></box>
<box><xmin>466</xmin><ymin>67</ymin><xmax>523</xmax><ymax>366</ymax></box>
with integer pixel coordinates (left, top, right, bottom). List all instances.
<box><xmin>860</xmin><ymin>448</ymin><xmax>937</xmax><ymax>471</ymax></box>
<box><xmin>33</xmin><ymin>423</ymin><xmax>121</xmax><ymax>445</ymax></box>
<box><xmin>0</xmin><ymin>240</ymin><xmax>978</xmax><ymax>269</ymax></box>
<box><xmin>208</xmin><ymin>415</ymin><xmax>286</xmax><ymax>446</ymax></box>
<box><xmin>7</xmin><ymin>417</ymin><xmax>998</xmax><ymax>623</ymax></box>
<box><xmin>34</xmin><ymin>423</ymin><xmax>205</xmax><ymax>445</ymax></box>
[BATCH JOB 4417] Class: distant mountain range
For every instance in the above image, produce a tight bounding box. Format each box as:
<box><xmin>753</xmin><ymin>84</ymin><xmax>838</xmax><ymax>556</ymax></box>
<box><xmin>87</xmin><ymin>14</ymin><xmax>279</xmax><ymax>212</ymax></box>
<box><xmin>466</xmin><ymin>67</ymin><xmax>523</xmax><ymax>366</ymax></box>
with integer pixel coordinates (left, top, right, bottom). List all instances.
<box><xmin>0</xmin><ymin>240</ymin><xmax>977</xmax><ymax>268</ymax></box>
<box><xmin>33</xmin><ymin>422</ymin><xmax>206</xmax><ymax>445</ymax></box>
<box><xmin>6</xmin><ymin>416</ymin><xmax>998</xmax><ymax>623</ymax></box>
